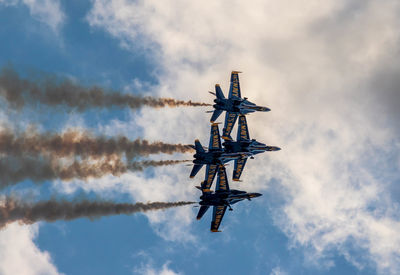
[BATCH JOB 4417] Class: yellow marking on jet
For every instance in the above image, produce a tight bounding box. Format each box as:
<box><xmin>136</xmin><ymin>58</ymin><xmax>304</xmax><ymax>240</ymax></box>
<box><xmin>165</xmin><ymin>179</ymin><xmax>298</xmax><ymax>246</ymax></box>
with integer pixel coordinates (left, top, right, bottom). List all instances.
<box><xmin>212</xmin><ymin>138</ymin><xmax>219</xmax><ymax>148</ymax></box>
<box><xmin>206</xmin><ymin>175</ymin><xmax>214</xmax><ymax>184</ymax></box>
<box><xmin>240</xmin><ymin>128</ymin><xmax>247</xmax><ymax>137</ymax></box>
<box><xmin>214</xmin><ymin>209</ymin><xmax>224</xmax><ymax>225</ymax></box>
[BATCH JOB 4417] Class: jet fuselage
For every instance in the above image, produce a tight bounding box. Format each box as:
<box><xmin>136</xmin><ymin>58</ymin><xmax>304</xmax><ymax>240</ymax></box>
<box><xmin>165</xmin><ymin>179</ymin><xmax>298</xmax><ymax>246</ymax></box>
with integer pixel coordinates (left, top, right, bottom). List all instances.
<box><xmin>192</xmin><ymin>149</ymin><xmax>241</xmax><ymax>165</ymax></box>
<box><xmin>213</xmin><ymin>97</ymin><xmax>270</xmax><ymax>114</ymax></box>
<box><xmin>199</xmin><ymin>190</ymin><xmax>262</xmax><ymax>207</ymax></box>
<box><xmin>223</xmin><ymin>139</ymin><xmax>281</xmax><ymax>157</ymax></box>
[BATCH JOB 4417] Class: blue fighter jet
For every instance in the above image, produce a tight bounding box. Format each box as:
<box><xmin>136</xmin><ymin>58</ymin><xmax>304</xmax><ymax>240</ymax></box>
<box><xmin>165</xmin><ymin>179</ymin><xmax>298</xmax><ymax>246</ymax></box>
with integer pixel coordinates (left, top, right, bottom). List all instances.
<box><xmin>196</xmin><ymin>165</ymin><xmax>262</xmax><ymax>232</ymax></box>
<box><xmin>209</xmin><ymin>71</ymin><xmax>271</xmax><ymax>140</ymax></box>
<box><xmin>189</xmin><ymin>123</ymin><xmax>244</xmax><ymax>179</ymax></box>
<box><xmin>223</xmin><ymin>114</ymin><xmax>281</xmax><ymax>181</ymax></box>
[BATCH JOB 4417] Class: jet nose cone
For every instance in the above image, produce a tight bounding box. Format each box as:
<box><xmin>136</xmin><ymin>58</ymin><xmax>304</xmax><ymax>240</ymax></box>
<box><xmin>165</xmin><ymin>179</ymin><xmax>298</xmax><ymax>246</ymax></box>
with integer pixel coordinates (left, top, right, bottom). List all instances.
<box><xmin>254</xmin><ymin>193</ymin><xmax>262</xmax><ymax>197</ymax></box>
<box><xmin>267</xmin><ymin>146</ymin><xmax>281</xmax><ymax>151</ymax></box>
<box><xmin>263</xmin><ymin>107</ymin><xmax>271</xmax><ymax>112</ymax></box>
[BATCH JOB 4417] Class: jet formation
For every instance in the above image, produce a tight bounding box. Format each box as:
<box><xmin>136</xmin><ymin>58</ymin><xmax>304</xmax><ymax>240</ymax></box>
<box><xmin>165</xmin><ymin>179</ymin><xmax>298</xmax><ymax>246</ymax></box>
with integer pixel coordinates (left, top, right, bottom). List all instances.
<box><xmin>190</xmin><ymin>71</ymin><xmax>280</xmax><ymax>232</ymax></box>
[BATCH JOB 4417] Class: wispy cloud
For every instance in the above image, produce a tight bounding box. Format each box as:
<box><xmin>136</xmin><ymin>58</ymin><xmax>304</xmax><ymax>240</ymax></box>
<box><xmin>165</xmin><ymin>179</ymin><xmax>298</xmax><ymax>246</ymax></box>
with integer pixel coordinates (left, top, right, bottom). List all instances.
<box><xmin>0</xmin><ymin>0</ymin><xmax>65</xmax><ymax>31</ymax></box>
<box><xmin>133</xmin><ymin>258</ymin><xmax>183</xmax><ymax>275</ymax></box>
<box><xmin>270</xmin><ymin>266</ymin><xmax>287</xmax><ymax>275</ymax></box>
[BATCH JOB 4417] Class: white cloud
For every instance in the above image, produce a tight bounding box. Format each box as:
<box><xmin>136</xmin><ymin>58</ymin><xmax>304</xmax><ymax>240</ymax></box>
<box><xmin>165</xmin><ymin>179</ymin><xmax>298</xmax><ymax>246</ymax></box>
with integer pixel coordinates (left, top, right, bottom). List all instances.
<box><xmin>23</xmin><ymin>0</ymin><xmax>65</xmax><ymax>31</ymax></box>
<box><xmin>0</xmin><ymin>223</ymin><xmax>61</xmax><ymax>275</ymax></box>
<box><xmin>134</xmin><ymin>260</ymin><xmax>182</xmax><ymax>275</ymax></box>
<box><xmin>86</xmin><ymin>0</ymin><xmax>400</xmax><ymax>273</ymax></box>
<box><xmin>270</xmin><ymin>266</ymin><xmax>288</xmax><ymax>275</ymax></box>
<box><xmin>0</xmin><ymin>0</ymin><xmax>65</xmax><ymax>31</ymax></box>
<box><xmin>132</xmin><ymin>252</ymin><xmax>183</xmax><ymax>275</ymax></box>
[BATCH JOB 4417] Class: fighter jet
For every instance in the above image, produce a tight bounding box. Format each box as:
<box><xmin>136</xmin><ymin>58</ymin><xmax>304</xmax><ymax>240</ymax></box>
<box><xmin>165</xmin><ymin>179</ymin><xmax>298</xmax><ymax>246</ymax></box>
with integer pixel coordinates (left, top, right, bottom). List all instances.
<box><xmin>223</xmin><ymin>114</ymin><xmax>281</xmax><ymax>181</ymax></box>
<box><xmin>209</xmin><ymin>71</ymin><xmax>271</xmax><ymax>140</ymax></box>
<box><xmin>196</xmin><ymin>165</ymin><xmax>262</xmax><ymax>232</ymax></box>
<box><xmin>189</xmin><ymin>123</ymin><xmax>244</xmax><ymax>179</ymax></box>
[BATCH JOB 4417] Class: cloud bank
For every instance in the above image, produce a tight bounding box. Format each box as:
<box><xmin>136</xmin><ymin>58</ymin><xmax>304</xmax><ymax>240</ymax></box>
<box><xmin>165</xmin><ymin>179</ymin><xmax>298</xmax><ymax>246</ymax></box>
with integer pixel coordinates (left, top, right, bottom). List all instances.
<box><xmin>86</xmin><ymin>0</ymin><xmax>400</xmax><ymax>274</ymax></box>
<box><xmin>0</xmin><ymin>224</ymin><xmax>61</xmax><ymax>275</ymax></box>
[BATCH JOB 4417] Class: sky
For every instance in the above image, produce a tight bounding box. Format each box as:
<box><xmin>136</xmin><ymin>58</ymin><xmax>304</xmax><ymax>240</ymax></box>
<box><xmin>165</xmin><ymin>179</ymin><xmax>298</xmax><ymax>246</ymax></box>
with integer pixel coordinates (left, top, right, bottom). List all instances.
<box><xmin>0</xmin><ymin>0</ymin><xmax>399</xmax><ymax>274</ymax></box>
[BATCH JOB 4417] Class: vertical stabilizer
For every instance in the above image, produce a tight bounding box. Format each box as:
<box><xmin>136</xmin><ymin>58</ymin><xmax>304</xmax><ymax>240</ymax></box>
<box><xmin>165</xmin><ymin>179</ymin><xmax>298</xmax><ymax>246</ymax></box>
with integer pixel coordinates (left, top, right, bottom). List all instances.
<box><xmin>194</xmin><ymin>139</ymin><xmax>205</xmax><ymax>153</ymax></box>
<box><xmin>215</xmin><ymin>84</ymin><xmax>225</xmax><ymax>99</ymax></box>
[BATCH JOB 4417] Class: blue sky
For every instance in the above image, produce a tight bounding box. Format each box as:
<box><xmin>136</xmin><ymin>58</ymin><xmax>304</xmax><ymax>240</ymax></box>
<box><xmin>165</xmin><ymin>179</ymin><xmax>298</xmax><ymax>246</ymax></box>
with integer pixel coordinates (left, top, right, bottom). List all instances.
<box><xmin>1</xmin><ymin>1</ymin><xmax>400</xmax><ymax>275</ymax></box>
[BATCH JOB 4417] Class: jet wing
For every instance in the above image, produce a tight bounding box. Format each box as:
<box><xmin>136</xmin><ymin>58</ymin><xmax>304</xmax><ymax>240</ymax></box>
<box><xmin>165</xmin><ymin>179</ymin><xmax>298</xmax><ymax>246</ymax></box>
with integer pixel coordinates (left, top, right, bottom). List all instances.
<box><xmin>196</xmin><ymin>205</ymin><xmax>210</xmax><ymax>220</ymax></box>
<box><xmin>211</xmin><ymin>205</ymin><xmax>227</xmax><ymax>232</ymax></box>
<box><xmin>209</xmin><ymin>123</ymin><xmax>222</xmax><ymax>150</ymax></box>
<box><xmin>216</xmin><ymin>165</ymin><xmax>230</xmax><ymax>192</ymax></box>
<box><xmin>222</xmin><ymin>112</ymin><xmax>238</xmax><ymax>140</ymax></box>
<box><xmin>233</xmin><ymin>158</ymin><xmax>247</xmax><ymax>181</ymax></box>
<box><xmin>202</xmin><ymin>164</ymin><xmax>218</xmax><ymax>191</ymax></box>
<box><xmin>210</xmin><ymin>109</ymin><xmax>223</xmax><ymax>123</ymax></box>
<box><xmin>237</xmin><ymin>114</ymin><xmax>250</xmax><ymax>141</ymax></box>
<box><xmin>190</xmin><ymin>163</ymin><xmax>204</xmax><ymax>178</ymax></box>
<box><xmin>228</xmin><ymin>71</ymin><xmax>242</xmax><ymax>99</ymax></box>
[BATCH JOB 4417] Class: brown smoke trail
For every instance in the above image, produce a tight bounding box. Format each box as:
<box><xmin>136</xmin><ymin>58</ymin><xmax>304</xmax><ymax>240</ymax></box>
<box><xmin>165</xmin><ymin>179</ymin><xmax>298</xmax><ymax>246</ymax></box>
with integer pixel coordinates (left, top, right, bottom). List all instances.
<box><xmin>0</xmin><ymin>66</ymin><xmax>210</xmax><ymax>110</ymax></box>
<box><xmin>0</xmin><ymin>128</ymin><xmax>193</xmax><ymax>159</ymax></box>
<box><xmin>0</xmin><ymin>156</ymin><xmax>190</xmax><ymax>188</ymax></box>
<box><xmin>0</xmin><ymin>196</ymin><xmax>195</xmax><ymax>229</ymax></box>
<box><xmin>58</xmin><ymin>159</ymin><xmax>190</xmax><ymax>181</ymax></box>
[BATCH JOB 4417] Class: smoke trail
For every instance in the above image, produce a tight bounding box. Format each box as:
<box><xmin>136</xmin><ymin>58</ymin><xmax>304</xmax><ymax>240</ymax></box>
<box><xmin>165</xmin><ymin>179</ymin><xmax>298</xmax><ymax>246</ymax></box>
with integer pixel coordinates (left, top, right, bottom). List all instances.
<box><xmin>0</xmin><ymin>66</ymin><xmax>210</xmax><ymax>110</ymax></box>
<box><xmin>0</xmin><ymin>196</ymin><xmax>195</xmax><ymax>229</ymax></box>
<box><xmin>0</xmin><ymin>156</ymin><xmax>190</xmax><ymax>188</ymax></box>
<box><xmin>58</xmin><ymin>159</ymin><xmax>190</xmax><ymax>181</ymax></box>
<box><xmin>0</xmin><ymin>128</ymin><xmax>193</xmax><ymax>159</ymax></box>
